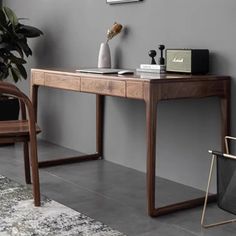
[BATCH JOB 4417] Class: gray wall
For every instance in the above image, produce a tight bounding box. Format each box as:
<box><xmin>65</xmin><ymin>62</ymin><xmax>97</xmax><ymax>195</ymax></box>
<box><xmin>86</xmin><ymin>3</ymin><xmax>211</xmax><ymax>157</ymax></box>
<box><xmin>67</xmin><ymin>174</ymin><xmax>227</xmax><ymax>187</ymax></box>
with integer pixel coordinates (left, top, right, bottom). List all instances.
<box><xmin>4</xmin><ymin>0</ymin><xmax>236</xmax><ymax>190</ymax></box>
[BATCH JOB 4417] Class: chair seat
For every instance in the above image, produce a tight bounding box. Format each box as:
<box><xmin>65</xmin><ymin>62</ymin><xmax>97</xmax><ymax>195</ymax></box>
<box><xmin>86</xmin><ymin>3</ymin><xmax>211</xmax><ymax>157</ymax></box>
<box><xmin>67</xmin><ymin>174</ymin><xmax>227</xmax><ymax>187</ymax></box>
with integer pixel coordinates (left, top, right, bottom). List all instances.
<box><xmin>0</xmin><ymin>120</ymin><xmax>41</xmax><ymax>137</ymax></box>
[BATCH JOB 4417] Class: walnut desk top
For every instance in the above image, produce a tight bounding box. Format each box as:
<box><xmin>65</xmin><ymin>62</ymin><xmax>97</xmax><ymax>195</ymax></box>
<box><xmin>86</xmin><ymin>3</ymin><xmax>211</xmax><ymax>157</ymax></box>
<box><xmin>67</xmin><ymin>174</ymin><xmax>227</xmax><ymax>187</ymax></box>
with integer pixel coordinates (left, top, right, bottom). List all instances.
<box><xmin>31</xmin><ymin>68</ymin><xmax>229</xmax><ymax>101</ymax></box>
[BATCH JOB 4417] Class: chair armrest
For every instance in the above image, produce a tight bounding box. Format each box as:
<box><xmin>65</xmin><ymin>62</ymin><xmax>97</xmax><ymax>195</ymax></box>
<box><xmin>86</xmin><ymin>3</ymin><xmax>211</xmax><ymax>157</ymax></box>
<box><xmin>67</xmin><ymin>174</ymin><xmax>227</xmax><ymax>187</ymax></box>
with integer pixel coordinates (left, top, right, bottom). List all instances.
<box><xmin>0</xmin><ymin>82</ymin><xmax>25</xmax><ymax>98</ymax></box>
<box><xmin>208</xmin><ymin>150</ymin><xmax>224</xmax><ymax>156</ymax></box>
<box><xmin>209</xmin><ymin>150</ymin><xmax>236</xmax><ymax>160</ymax></box>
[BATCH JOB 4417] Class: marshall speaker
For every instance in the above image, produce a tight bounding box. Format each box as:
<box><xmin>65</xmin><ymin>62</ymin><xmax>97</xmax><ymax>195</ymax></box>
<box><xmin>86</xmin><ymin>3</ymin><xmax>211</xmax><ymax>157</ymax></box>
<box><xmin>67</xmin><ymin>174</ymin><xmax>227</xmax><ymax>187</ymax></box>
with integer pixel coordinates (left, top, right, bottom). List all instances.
<box><xmin>166</xmin><ymin>49</ymin><xmax>209</xmax><ymax>74</ymax></box>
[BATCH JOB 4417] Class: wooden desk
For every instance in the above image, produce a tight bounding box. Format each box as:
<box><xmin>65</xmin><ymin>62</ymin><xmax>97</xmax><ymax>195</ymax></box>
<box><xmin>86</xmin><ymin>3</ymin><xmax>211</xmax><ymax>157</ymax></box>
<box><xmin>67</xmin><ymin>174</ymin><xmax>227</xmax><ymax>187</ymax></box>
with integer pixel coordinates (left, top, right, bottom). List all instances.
<box><xmin>31</xmin><ymin>68</ymin><xmax>230</xmax><ymax>217</ymax></box>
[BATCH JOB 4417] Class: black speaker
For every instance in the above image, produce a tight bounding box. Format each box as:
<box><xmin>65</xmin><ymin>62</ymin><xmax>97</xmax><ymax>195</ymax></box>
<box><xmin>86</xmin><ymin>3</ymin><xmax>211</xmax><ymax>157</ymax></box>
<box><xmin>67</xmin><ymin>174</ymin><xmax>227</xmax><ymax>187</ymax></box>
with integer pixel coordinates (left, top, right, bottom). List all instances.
<box><xmin>166</xmin><ymin>49</ymin><xmax>209</xmax><ymax>74</ymax></box>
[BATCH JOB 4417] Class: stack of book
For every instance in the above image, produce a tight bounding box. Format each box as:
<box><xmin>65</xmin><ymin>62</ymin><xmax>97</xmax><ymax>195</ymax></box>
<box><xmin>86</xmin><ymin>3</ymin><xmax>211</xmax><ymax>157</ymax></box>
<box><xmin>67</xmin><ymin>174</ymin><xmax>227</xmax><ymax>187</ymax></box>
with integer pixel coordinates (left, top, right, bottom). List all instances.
<box><xmin>136</xmin><ymin>64</ymin><xmax>166</xmax><ymax>74</ymax></box>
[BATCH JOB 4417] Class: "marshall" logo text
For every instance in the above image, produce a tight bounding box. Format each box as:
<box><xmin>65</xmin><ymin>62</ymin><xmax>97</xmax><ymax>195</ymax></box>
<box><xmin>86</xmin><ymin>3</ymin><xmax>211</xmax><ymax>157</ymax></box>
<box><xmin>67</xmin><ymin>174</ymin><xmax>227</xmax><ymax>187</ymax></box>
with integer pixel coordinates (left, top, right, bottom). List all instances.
<box><xmin>173</xmin><ymin>57</ymin><xmax>184</xmax><ymax>63</ymax></box>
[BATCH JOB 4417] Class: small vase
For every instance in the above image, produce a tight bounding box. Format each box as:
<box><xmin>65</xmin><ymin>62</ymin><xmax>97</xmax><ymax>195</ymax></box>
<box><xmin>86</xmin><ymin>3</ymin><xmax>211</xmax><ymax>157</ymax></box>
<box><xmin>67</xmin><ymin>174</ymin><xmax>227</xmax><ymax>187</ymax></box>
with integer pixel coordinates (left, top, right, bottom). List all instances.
<box><xmin>98</xmin><ymin>42</ymin><xmax>111</xmax><ymax>68</ymax></box>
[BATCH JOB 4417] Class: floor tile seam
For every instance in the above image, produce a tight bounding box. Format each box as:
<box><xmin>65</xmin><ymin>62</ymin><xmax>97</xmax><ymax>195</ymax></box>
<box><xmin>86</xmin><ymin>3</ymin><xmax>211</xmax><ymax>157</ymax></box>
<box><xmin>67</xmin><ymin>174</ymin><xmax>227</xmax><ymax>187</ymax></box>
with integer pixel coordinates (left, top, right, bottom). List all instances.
<box><xmin>41</xmin><ymin>169</ymin><xmax>136</xmax><ymax>210</ymax></box>
<box><xmin>40</xmin><ymin>167</ymin><xmax>132</xmax><ymax>198</ymax></box>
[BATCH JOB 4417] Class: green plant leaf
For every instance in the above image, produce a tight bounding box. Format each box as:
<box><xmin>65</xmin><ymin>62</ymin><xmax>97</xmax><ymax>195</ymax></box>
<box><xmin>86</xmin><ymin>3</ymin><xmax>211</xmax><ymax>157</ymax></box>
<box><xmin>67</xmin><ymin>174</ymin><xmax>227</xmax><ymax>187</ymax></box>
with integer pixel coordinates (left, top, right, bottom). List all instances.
<box><xmin>10</xmin><ymin>66</ymin><xmax>21</xmax><ymax>82</ymax></box>
<box><xmin>17</xmin><ymin>24</ymin><xmax>43</xmax><ymax>38</ymax></box>
<box><xmin>0</xmin><ymin>41</ymin><xmax>23</xmax><ymax>59</ymax></box>
<box><xmin>15</xmin><ymin>63</ymin><xmax>27</xmax><ymax>79</ymax></box>
<box><xmin>7</xmin><ymin>43</ymin><xmax>24</xmax><ymax>58</ymax></box>
<box><xmin>0</xmin><ymin>8</ymin><xmax>7</xmax><ymax>28</ymax></box>
<box><xmin>9</xmin><ymin>53</ymin><xmax>26</xmax><ymax>64</ymax></box>
<box><xmin>0</xmin><ymin>6</ymin><xmax>43</xmax><ymax>83</ymax></box>
<box><xmin>17</xmin><ymin>40</ymin><xmax>32</xmax><ymax>57</ymax></box>
<box><xmin>3</xmin><ymin>7</ymin><xmax>18</xmax><ymax>27</ymax></box>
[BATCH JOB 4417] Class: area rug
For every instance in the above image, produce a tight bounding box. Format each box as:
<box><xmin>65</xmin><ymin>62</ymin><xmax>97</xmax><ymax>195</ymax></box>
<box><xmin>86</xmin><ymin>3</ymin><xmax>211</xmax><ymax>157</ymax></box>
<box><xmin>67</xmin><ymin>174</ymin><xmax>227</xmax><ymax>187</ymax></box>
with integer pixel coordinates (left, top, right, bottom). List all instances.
<box><xmin>0</xmin><ymin>175</ymin><xmax>126</xmax><ymax>236</ymax></box>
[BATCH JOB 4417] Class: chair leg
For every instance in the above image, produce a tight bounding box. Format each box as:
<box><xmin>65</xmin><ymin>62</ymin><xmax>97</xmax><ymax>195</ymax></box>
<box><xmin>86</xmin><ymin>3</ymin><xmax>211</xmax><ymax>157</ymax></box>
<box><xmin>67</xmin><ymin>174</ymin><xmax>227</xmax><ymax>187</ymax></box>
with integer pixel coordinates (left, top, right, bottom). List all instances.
<box><xmin>201</xmin><ymin>155</ymin><xmax>236</xmax><ymax>228</ymax></box>
<box><xmin>29</xmin><ymin>138</ymin><xmax>41</xmax><ymax>206</ymax></box>
<box><xmin>23</xmin><ymin>142</ymin><xmax>31</xmax><ymax>184</ymax></box>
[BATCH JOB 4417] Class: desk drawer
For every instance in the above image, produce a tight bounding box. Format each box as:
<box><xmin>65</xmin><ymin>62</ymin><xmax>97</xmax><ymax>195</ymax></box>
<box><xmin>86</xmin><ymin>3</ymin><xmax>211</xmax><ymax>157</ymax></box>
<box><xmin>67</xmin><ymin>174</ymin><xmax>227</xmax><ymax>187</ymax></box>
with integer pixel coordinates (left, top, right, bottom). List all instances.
<box><xmin>32</xmin><ymin>71</ymin><xmax>45</xmax><ymax>85</ymax></box>
<box><xmin>126</xmin><ymin>81</ymin><xmax>144</xmax><ymax>99</ymax></box>
<box><xmin>45</xmin><ymin>73</ymin><xmax>80</xmax><ymax>91</ymax></box>
<box><xmin>81</xmin><ymin>78</ymin><xmax>126</xmax><ymax>97</ymax></box>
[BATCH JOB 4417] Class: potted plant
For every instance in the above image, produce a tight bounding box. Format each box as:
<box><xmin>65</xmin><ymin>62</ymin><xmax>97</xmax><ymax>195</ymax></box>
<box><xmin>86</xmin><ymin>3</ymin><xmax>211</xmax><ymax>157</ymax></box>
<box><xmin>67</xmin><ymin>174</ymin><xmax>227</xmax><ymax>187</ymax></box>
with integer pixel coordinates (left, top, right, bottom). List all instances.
<box><xmin>0</xmin><ymin>6</ymin><xmax>43</xmax><ymax>121</ymax></box>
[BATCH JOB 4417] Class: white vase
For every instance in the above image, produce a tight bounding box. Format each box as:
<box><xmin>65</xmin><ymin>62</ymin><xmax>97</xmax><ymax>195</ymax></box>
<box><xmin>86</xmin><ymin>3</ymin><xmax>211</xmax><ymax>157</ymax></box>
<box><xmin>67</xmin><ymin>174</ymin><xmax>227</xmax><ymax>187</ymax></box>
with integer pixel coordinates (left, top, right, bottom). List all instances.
<box><xmin>98</xmin><ymin>42</ymin><xmax>111</xmax><ymax>68</ymax></box>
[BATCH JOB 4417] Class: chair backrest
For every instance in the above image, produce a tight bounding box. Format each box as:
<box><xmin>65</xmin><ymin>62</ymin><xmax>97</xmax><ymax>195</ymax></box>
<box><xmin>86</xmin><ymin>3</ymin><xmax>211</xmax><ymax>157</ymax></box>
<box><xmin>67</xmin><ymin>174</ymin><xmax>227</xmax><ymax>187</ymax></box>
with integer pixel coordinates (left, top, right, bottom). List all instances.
<box><xmin>217</xmin><ymin>155</ymin><xmax>236</xmax><ymax>214</ymax></box>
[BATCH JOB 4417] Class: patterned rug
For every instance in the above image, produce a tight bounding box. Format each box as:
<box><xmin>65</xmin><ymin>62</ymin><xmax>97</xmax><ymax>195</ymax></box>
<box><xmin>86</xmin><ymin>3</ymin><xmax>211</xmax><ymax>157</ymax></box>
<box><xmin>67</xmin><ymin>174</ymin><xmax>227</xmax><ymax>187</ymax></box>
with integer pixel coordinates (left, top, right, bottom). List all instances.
<box><xmin>0</xmin><ymin>175</ymin><xmax>126</xmax><ymax>236</ymax></box>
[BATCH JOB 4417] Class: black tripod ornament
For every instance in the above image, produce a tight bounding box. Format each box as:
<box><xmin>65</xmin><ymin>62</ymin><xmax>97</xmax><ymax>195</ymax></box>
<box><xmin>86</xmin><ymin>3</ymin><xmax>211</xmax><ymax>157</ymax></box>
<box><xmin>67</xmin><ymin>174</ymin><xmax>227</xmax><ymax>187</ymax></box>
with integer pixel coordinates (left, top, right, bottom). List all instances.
<box><xmin>148</xmin><ymin>50</ymin><xmax>157</xmax><ymax>64</ymax></box>
<box><xmin>158</xmin><ymin>44</ymin><xmax>165</xmax><ymax>65</ymax></box>
<box><xmin>148</xmin><ymin>44</ymin><xmax>165</xmax><ymax>65</ymax></box>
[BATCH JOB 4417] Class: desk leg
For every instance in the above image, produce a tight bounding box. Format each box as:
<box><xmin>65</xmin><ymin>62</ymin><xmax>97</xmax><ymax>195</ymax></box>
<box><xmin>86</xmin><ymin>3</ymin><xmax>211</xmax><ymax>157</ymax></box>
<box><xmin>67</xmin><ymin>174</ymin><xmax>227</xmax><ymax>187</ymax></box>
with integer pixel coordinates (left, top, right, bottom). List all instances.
<box><xmin>145</xmin><ymin>87</ymin><xmax>216</xmax><ymax>217</ymax></box>
<box><xmin>146</xmin><ymin>94</ymin><xmax>158</xmax><ymax>216</ymax></box>
<box><xmin>96</xmin><ymin>95</ymin><xmax>104</xmax><ymax>158</ymax></box>
<box><xmin>32</xmin><ymin>85</ymin><xmax>102</xmax><ymax>167</ymax></box>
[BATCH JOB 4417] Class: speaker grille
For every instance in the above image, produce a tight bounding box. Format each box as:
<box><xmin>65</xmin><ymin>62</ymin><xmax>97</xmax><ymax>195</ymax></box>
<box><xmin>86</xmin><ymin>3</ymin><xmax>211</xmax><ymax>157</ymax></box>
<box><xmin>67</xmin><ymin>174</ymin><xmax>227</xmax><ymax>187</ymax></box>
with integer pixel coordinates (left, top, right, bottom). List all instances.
<box><xmin>166</xmin><ymin>50</ymin><xmax>191</xmax><ymax>73</ymax></box>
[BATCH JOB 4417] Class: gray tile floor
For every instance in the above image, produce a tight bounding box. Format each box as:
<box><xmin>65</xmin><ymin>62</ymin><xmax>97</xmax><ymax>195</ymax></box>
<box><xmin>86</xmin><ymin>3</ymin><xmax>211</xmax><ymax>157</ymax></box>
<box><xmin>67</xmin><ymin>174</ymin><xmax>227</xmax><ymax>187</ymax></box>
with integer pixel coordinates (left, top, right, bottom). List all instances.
<box><xmin>0</xmin><ymin>140</ymin><xmax>236</xmax><ymax>236</ymax></box>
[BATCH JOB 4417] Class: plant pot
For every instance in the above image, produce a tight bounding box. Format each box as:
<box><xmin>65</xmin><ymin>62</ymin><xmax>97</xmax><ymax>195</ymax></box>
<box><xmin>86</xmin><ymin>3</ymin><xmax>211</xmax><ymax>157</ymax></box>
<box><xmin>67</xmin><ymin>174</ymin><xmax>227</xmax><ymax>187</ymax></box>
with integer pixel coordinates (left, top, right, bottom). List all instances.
<box><xmin>98</xmin><ymin>42</ymin><xmax>111</xmax><ymax>68</ymax></box>
<box><xmin>0</xmin><ymin>97</ymin><xmax>20</xmax><ymax>121</ymax></box>
<box><xmin>0</xmin><ymin>97</ymin><xmax>20</xmax><ymax>146</ymax></box>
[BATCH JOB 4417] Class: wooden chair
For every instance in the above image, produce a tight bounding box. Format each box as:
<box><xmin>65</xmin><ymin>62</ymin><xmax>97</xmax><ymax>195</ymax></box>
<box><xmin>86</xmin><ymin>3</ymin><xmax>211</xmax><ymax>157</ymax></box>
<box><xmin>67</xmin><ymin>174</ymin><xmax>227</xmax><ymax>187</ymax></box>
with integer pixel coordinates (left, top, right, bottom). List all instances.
<box><xmin>201</xmin><ymin>136</ymin><xmax>236</xmax><ymax>228</ymax></box>
<box><xmin>0</xmin><ymin>81</ymin><xmax>41</xmax><ymax>206</ymax></box>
